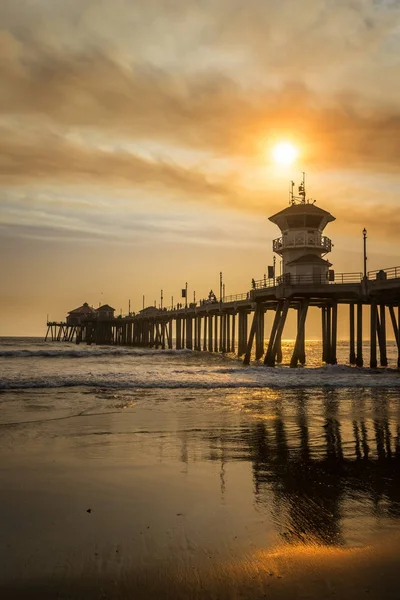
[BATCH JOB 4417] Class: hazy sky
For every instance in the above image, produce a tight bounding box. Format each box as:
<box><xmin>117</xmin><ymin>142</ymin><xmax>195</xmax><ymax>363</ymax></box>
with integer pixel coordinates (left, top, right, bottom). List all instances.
<box><xmin>1</xmin><ymin>0</ymin><xmax>400</xmax><ymax>336</ymax></box>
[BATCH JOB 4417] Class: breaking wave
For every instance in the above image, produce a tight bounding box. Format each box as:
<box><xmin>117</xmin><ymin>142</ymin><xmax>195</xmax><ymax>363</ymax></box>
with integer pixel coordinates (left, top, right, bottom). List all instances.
<box><xmin>1</xmin><ymin>364</ymin><xmax>400</xmax><ymax>391</ymax></box>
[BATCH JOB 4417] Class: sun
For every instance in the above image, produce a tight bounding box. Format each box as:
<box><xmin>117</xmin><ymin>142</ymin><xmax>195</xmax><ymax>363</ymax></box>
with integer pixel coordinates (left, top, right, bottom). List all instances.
<box><xmin>272</xmin><ymin>141</ymin><xmax>298</xmax><ymax>166</ymax></box>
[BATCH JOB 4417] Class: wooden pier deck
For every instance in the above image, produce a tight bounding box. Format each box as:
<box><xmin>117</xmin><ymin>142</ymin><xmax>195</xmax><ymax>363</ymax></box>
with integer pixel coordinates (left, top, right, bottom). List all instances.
<box><xmin>45</xmin><ymin>266</ymin><xmax>400</xmax><ymax>369</ymax></box>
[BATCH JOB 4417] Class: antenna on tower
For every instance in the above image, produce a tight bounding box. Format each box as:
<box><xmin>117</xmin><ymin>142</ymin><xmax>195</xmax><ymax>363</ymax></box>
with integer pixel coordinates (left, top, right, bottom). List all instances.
<box><xmin>289</xmin><ymin>180</ymin><xmax>295</xmax><ymax>205</ymax></box>
<box><xmin>298</xmin><ymin>172</ymin><xmax>306</xmax><ymax>203</ymax></box>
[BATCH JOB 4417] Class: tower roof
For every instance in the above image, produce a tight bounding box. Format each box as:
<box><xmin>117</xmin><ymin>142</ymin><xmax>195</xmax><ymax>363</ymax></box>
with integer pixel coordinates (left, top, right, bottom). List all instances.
<box><xmin>269</xmin><ymin>203</ymin><xmax>335</xmax><ymax>231</ymax></box>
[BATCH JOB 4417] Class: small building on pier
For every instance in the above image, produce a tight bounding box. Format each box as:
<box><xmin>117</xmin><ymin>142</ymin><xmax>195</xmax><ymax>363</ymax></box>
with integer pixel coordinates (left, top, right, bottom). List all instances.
<box><xmin>97</xmin><ymin>304</ymin><xmax>115</xmax><ymax>319</ymax></box>
<box><xmin>66</xmin><ymin>302</ymin><xmax>97</xmax><ymax>325</ymax></box>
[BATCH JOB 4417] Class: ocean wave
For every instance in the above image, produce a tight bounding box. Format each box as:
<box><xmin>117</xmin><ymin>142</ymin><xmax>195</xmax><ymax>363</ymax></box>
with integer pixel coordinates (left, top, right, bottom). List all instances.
<box><xmin>0</xmin><ymin>348</ymin><xmax>193</xmax><ymax>359</ymax></box>
<box><xmin>1</xmin><ymin>365</ymin><xmax>400</xmax><ymax>391</ymax></box>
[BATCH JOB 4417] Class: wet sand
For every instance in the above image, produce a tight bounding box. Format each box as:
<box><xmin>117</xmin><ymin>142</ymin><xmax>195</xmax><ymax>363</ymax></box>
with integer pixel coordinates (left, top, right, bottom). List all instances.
<box><xmin>1</xmin><ymin>386</ymin><xmax>400</xmax><ymax>599</ymax></box>
<box><xmin>3</xmin><ymin>534</ymin><xmax>400</xmax><ymax>599</ymax></box>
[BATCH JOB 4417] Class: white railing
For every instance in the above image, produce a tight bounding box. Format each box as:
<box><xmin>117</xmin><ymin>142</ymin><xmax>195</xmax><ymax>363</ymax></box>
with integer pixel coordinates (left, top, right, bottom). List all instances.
<box><xmin>273</xmin><ymin>234</ymin><xmax>332</xmax><ymax>253</ymax></box>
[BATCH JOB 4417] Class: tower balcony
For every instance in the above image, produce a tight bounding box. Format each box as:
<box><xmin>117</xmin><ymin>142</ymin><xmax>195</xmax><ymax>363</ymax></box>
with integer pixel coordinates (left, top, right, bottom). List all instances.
<box><xmin>273</xmin><ymin>233</ymin><xmax>332</xmax><ymax>255</ymax></box>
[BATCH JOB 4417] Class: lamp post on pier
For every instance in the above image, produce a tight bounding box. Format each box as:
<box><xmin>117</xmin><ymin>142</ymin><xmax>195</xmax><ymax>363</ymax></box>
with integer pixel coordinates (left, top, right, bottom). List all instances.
<box><xmin>180</xmin><ymin>284</ymin><xmax>188</xmax><ymax>309</ymax></box>
<box><xmin>363</xmin><ymin>228</ymin><xmax>367</xmax><ymax>279</ymax></box>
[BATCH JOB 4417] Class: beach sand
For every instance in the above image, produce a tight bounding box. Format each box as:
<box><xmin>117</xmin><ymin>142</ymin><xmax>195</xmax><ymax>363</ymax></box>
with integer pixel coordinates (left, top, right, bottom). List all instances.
<box><xmin>1</xmin><ymin>350</ymin><xmax>400</xmax><ymax>599</ymax></box>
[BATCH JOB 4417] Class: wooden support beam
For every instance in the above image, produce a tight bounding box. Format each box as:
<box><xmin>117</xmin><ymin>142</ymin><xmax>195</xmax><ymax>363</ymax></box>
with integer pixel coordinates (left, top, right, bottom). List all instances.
<box><xmin>276</xmin><ymin>337</ymin><xmax>283</xmax><ymax>364</ymax></box>
<box><xmin>255</xmin><ymin>307</ymin><xmax>264</xmax><ymax>360</ymax></box>
<box><xmin>208</xmin><ymin>315</ymin><xmax>213</xmax><ymax>352</ymax></box>
<box><xmin>378</xmin><ymin>304</ymin><xmax>388</xmax><ymax>367</ymax></box>
<box><xmin>154</xmin><ymin>322</ymin><xmax>159</xmax><ymax>349</ymax></box>
<box><xmin>370</xmin><ymin>301</ymin><xmax>378</xmax><ymax>368</ymax></box>
<box><xmin>219</xmin><ymin>313</ymin><xmax>223</xmax><ymax>352</ymax></box>
<box><xmin>325</xmin><ymin>305</ymin><xmax>332</xmax><ymax>363</ymax></box>
<box><xmin>214</xmin><ymin>314</ymin><xmax>218</xmax><ymax>352</ymax></box>
<box><xmin>271</xmin><ymin>300</ymin><xmax>290</xmax><ymax>366</ymax></box>
<box><xmin>222</xmin><ymin>314</ymin><xmax>227</xmax><ymax>353</ymax></box>
<box><xmin>203</xmin><ymin>315</ymin><xmax>207</xmax><ymax>351</ymax></box>
<box><xmin>168</xmin><ymin>320</ymin><xmax>173</xmax><ymax>349</ymax></box>
<box><xmin>193</xmin><ymin>316</ymin><xmax>197</xmax><ymax>351</ymax></box>
<box><xmin>321</xmin><ymin>306</ymin><xmax>327</xmax><ymax>363</ymax></box>
<box><xmin>161</xmin><ymin>322</ymin><xmax>166</xmax><ymax>349</ymax></box>
<box><xmin>237</xmin><ymin>312</ymin><xmax>244</xmax><ymax>356</ymax></box>
<box><xmin>194</xmin><ymin>316</ymin><xmax>198</xmax><ymax>351</ymax></box>
<box><xmin>226</xmin><ymin>314</ymin><xmax>231</xmax><ymax>353</ymax></box>
<box><xmin>176</xmin><ymin>318</ymin><xmax>181</xmax><ymax>350</ymax></box>
<box><xmin>232</xmin><ymin>313</ymin><xmax>236</xmax><ymax>354</ymax></box>
<box><xmin>243</xmin><ymin>305</ymin><xmax>260</xmax><ymax>365</ymax></box>
<box><xmin>290</xmin><ymin>300</ymin><xmax>309</xmax><ymax>368</ymax></box>
<box><xmin>349</xmin><ymin>303</ymin><xmax>356</xmax><ymax>365</ymax></box>
<box><xmin>264</xmin><ymin>301</ymin><xmax>283</xmax><ymax>366</ymax></box>
<box><xmin>330</xmin><ymin>302</ymin><xmax>338</xmax><ymax>365</ymax></box>
<box><xmin>297</xmin><ymin>304</ymin><xmax>306</xmax><ymax>365</ymax></box>
<box><xmin>264</xmin><ymin>300</ymin><xmax>289</xmax><ymax>367</ymax></box>
<box><xmin>356</xmin><ymin>303</ymin><xmax>363</xmax><ymax>367</ymax></box>
<box><xmin>389</xmin><ymin>306</ymin><xmax>399</xmax><ymax>345</ymax></box>
<box><xmin>193</xmin><ymin>316</ymin><xmax>198</xmax><ymax>350</ymax></box>
<box><xmin>388</xmin><ymin>306</ymin><xmax>400</xmax><ymax>368</ymax></box>
<box><xmin>243</xmin><ymin>313</ymin><xmax>248</xmax><ymax>356</ymax></box>
<box><xmin>186</xmin><ymin>317</ymin><xmax>192</xmax><ymax>349</ymax></box>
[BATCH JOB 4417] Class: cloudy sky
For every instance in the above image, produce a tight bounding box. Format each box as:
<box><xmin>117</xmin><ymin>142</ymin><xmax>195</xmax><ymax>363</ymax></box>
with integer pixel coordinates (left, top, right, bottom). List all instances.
<box><xmin>1</xmin><ymin>0</ymin><xmax>400</xmax><ymax>335</ymax></box>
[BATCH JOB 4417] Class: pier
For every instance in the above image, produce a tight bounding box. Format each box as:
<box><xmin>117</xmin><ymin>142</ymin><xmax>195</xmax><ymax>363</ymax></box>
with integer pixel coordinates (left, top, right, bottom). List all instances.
<box><xmin>45</xmin><ymin>268</ymin><xmax>400</xmax><ymax>369</ymax></box>
<box><xmin>45</xmin><ymin>179</ymin><xmax>400</xmax><ymax>369</ymax></box>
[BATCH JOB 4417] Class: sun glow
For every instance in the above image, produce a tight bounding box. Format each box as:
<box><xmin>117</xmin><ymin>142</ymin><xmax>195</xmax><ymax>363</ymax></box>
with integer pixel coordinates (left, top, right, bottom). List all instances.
<box><xmin>272</xmin><ymin>142</ymin><xmax>298</xmax><ymax>166</ymax></box>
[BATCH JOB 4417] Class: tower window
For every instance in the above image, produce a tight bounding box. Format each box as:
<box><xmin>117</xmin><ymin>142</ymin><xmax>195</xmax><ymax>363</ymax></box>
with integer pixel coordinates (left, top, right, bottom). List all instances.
<box><xmin>304</xmin><ymin>215</ymin><xmax>322</xmax><ymax>228</ymax></box>
<box><xmin>287</xmin><ymin>216</ymin><xmax>305</xmax><ymax>228</ymax></box>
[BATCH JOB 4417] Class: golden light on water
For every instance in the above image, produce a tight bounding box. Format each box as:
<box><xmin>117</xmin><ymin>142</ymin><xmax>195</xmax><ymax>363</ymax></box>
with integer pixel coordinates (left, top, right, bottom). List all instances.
<box><xmin>272</xmin><ymin>141</ymin><xmax>298</xmax><ymax>166</ymax></box>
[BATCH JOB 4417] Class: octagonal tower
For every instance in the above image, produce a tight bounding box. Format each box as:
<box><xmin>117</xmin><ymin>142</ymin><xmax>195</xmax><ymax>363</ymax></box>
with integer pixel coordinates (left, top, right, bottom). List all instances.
<box><xmin>269</xmin><ymin>176</ymin><xmax>335</xmax><ymax>284</ymax></box>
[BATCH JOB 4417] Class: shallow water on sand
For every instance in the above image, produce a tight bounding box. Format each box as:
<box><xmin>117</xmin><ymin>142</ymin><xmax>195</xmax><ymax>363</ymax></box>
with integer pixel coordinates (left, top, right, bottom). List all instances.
<box><xmin>1</xmin><ymin>338</ymin><xmax>400</xmax><ymax>598</ymax></box>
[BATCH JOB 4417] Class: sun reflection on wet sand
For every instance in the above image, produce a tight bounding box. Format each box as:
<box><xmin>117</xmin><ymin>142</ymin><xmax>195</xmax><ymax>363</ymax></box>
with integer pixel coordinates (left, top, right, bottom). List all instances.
<box><xmin>4</xmin><ymin>535</ymin><xmax>400</xmax><ymax>599</ymax></box>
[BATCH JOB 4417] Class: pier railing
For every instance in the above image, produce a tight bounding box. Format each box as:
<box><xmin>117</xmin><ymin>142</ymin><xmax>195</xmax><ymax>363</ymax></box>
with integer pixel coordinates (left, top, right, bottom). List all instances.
<box><xmin>222</xmin><ymin>292</ymin><xmax>250</xmax><ymax>303</ymax></box>
<box><xmin>253</xmin><ymin>272</ymin><xmax>363</xmax><ymax>288</ymax></box>
<box><xmin>368</xmin><ymin>266</ymin><xmax>400</xmax><ymax>280</ymax></box>
<box><xmin>253</xmin><ymin>278</ymin><xmax>278</xmax><ymax>289</ymax></box>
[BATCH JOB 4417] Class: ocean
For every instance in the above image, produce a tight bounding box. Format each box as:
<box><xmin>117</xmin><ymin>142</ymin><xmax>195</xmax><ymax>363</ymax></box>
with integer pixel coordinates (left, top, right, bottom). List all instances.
<box><xmin>1</xmin><ymin>336</ymin><xmax>400</xmax><ymax>599</ymax></box>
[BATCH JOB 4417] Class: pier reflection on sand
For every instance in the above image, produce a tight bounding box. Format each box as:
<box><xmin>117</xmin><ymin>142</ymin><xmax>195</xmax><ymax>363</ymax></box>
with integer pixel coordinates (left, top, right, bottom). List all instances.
<box><xmin>203</xmin><ymin>388</ymin><xmax>400</xmax><ymax>548</ymax></box>
<box><xmin>1</xmin><ymin>386</ymin><xmax>400</xmax><ymax>599</ymax></box>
